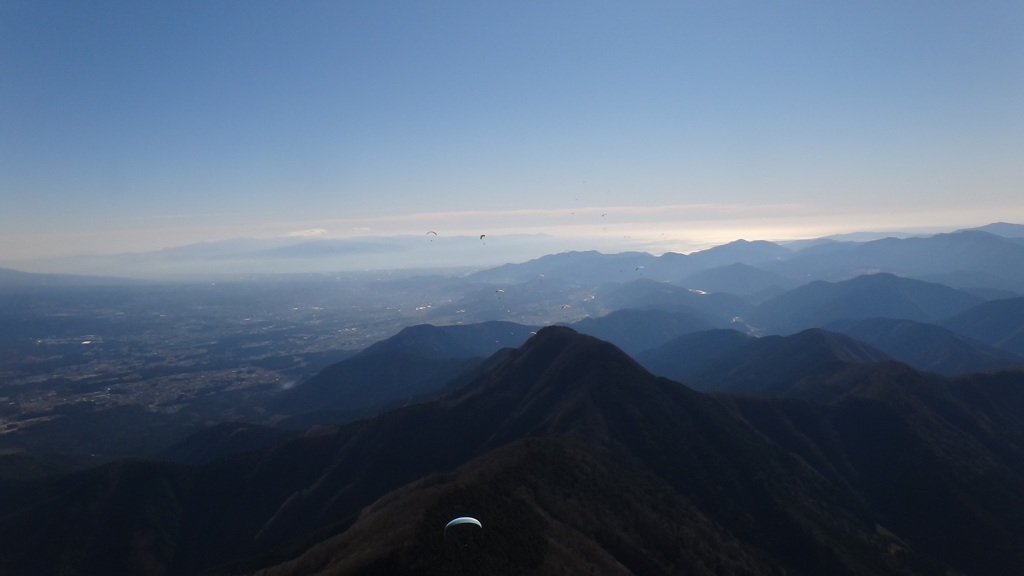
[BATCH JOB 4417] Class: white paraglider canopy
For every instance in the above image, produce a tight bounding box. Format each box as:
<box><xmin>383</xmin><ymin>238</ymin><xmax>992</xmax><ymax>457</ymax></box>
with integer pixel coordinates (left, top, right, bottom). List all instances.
<box><xmin>444</xmin><ymin>516</ymin><xmax>482</xmax><ymax>533</ymax></box>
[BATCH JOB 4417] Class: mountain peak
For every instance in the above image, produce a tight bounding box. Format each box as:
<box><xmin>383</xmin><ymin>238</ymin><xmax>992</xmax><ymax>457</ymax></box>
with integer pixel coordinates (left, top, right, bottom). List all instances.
<box><xmin>492</xmin><ymin>324</ymin><xmax>650</xmax><ymax>386</ymax></box>
<box><xmin>458</xmin><ymin>325</ymin><xmax>648</xmax><ymax>401</ymax></box>
<box><xmin>445</xmin><ymin>325</ymin><xmax>678</xmax><ymax>448</ymax></box>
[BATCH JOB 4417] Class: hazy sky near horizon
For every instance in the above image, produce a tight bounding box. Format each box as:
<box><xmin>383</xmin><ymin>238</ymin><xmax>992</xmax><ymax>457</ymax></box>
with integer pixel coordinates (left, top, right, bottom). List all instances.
<box><xmin>3</xmin><ymin>1</ymin><xmax>1023</xmax><ymax>264</ymax></box>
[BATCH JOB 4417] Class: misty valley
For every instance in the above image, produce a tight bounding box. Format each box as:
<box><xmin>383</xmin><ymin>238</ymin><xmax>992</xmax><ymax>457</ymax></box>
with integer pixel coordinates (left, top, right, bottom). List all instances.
<box><xmin>2</xmin><ymin>225</ymin><xmax>1024</xmax><ymax>575</ymax></box>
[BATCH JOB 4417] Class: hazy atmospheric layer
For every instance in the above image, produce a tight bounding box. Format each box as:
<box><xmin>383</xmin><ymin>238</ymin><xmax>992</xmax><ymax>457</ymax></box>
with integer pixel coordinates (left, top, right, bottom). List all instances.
<box><xmin>2</xmin><ymin>2</ymin><xmax>1022</xmax><ymax>263</ymax></box>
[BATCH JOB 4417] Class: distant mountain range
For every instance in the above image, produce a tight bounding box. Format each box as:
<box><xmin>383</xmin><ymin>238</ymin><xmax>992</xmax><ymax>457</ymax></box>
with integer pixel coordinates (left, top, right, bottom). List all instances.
<box><xmin>746</xmin><ymin>272</ymin><xmax>985</xmax><ymax>334</ymax></box>
<box><xmin>4</xmin><ymin>222</ymin><xmax>1024</xmax><ymax>289</ymax></box>
<box><xmin>826</xmin><ymin>317</ymin><xmax>1024</xmax><ymax>375</ymax></box>
<box><xmin>463</xmin><ymin>225</ymin><xmax>1024</xmax><ymax>296</ymax></box>
<box><xmin>269</xmin><ymin>271</ymin><xmax>1024</xmax><ymax>426</ymax></box>
<box><xmin>0</xmin><ymin>234</ymin><xmax>585</xmax><ymax>279</ymax></box>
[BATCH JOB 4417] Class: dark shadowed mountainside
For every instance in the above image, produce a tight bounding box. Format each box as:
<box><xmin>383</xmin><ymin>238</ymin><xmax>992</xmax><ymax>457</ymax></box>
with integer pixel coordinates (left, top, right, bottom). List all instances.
<box><xmin>245</xmin><ymin>437</ymin><xmax>782</xmax><ymax>576</ymax></box>
<box><xmin>355</xmin><ymin>321</ymin><xmax>536</xmax><ymax>360</ymax></box>
<box><xmin>273</xmin><ymin>322</ymin><xmax>536</xmax><ymax>424</ymax></box>
<box><xmin>156</xmin><ymin>421</ymin><xmax>299</xmax><ymax>464</ymax></box>
<box><xmin>0</xmin><ymin>452</ymin><xmax>82</xmax><ymax>481</ymax></box>
<box><xmin>2</xmin><ymin>327</ymin><xmax>1024</xmax><ymax>575</ymax></box>
<box><xmin>725</xmin><ymin>364</ymin><xmax>1024</xmax><ymax>575</ymax></box>
<box><xmin>273</xmin><ymin>351</ymin><xmax>481</xmax><ymax>426</ymax></box>
<box><xmin>221</xmin><ymin>326</ymin><xmax>923</xmax><ymax>575</ymax></box>
<box><xmin>635</xmin><ymin>328</ymin><xmax>754</xmax><ymax>383</ymax></box>
<box><xmin>0</xmin><ymin>403</ymin><xmax>202</xmax><ymax>463</ymax></box>
<box><xmin>657</xmin><ymin>328</ymin><xmax>894</xmax><ymax>401</ymax></box>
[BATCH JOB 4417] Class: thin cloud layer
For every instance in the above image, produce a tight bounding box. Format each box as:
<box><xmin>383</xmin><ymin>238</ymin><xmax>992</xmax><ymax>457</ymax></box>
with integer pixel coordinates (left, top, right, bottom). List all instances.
<box><xmin>287</xmin><ymin>228</ymin><xmax>328</xmax><ymax>238</ymax></box>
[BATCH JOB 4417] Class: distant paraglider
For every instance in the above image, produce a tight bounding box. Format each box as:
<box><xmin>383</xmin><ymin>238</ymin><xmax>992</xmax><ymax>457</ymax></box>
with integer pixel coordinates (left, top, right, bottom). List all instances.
<box><xmin>479</xmin><ymin>234</ymin><xmax>486</xmax><ymax>240</ymax></box>
<box><xmin>426</xmin><ymin>230</ymin><xmax>437</xmax><ymax>236</ymax></box>
<box><xmin>445</xmin><ymin>516</ymin><xmax>482</xmax><ymax>533</ymax></box>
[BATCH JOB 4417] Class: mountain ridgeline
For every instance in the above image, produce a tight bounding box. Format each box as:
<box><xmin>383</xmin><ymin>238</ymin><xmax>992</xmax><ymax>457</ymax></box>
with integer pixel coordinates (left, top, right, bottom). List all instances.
<box><xmin>463</xmin><ymin>226</ymin><xmax>1024</xmax><ymax>294</ymax></box>
<box><xmin>2</xmin><ymin>326</ymin><xmax>1024</xmax><ymax>575</ymax></box>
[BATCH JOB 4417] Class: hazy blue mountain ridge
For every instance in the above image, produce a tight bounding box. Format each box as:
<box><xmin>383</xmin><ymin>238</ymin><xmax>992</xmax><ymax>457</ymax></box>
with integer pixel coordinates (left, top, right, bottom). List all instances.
<box><xmin>458</xmin><ymin>228</ymin><xmax>1024</xmax><ymax>296</ymax></box>
<box><xmin>682</xmin><ymin>238</ymin><xmax>792</xmax><ymax>269</ymax></box>
<box><xmin>467</xmin><ymin>250</ymin><xmax>659</xmax><ymax>285</ymax></box>
<box><xmin>466</xmin><ymin>240</ymin><xmax>793</xmax><ymax>286</ymax></box>
<box><xmin>748</xmin><ymin>273</ymin><xmax>985</xmax><ymax>335</ymax></box>
<box><xmin>826</xmin><ymin>317</ymin><xmax>1024</xmax><ymax>375</ymax></box>
<box><xmin>677</xmin><ymin>261</ymin><xmax>798</xmax><ymax>301</ymax></box>
<box><xmin>568</xmin><ymin>307</ymin><xmax>715</xmax><ymax>355</ymax></box>
<box><xmin>941</xmin><ymin>297</ymin><xmax>1024</xmax><ymax>355</ymax></box>
<box><xmin>966</xmin><ymin>222</ymin><xmax>1024</xmax><ymax>238</ymax></box>
<box><xmin>771</xmin><ymin>230</ymin><xmax>1024</xmax><ymax>292</ymax></box>
<box><xmin>5</xmin><ymin>224</ymin><xmax>1024</xmax><ymax>295</ymax></box>
<box><xmin>595</xmin><ymin>278</ymin><xmax>754</xmax><ymax>327</ymax></box>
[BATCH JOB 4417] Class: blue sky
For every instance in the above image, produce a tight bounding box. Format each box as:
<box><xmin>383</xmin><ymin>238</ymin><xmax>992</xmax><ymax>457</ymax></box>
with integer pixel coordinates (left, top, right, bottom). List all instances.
<box><xmin>3</xmin><ymin>1</ymin><xmax>1023</xmax><ymax>267</ymax></box>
